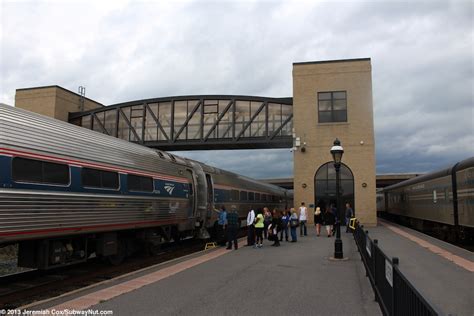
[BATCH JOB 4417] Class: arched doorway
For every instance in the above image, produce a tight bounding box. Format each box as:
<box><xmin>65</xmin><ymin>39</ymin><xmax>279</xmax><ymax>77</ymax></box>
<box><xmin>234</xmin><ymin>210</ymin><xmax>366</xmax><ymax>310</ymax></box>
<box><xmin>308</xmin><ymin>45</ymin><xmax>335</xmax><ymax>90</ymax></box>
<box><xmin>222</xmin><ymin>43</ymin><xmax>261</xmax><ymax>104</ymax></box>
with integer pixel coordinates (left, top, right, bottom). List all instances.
<box><xmin>314</xmin><ymin>162</ymin><xmax>354</xmax><ymax>218</ymax></box>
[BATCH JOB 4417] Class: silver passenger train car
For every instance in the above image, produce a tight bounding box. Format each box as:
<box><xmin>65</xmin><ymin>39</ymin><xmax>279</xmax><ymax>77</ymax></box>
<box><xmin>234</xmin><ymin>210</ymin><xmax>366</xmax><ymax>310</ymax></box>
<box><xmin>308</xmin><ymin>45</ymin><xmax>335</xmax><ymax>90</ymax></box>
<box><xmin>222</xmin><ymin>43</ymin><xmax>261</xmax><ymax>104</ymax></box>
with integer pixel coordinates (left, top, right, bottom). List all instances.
<box><xmin>0</xmin><ymin>105</ymin><xmax>291</xmax><ymax>269</ymax></box>
<box><xmin>381</xmin><ymin>157</ymin><xmax>474</xmax><ymax>242</ymax></box>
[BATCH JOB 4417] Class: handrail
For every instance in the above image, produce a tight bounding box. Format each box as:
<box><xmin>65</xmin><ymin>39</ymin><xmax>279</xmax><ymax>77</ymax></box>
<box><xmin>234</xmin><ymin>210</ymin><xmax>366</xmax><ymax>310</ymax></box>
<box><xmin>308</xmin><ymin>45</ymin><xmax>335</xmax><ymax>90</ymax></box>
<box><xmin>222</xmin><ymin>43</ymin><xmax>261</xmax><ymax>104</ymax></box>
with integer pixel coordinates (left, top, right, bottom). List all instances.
<box><xmin>353</xmin><ymin>222</ymin><xmax>441</xmax><ymax>316</ymax></box>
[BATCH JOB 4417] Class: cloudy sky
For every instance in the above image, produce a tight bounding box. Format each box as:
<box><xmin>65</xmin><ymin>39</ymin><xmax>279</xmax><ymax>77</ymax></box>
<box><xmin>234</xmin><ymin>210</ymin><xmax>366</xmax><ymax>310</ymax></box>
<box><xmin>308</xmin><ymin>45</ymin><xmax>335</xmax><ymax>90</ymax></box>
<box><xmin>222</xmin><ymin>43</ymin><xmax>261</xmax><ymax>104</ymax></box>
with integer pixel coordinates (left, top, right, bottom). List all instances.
<box><xmin>1</xmin><ymin>0</ymin><xmax>473</xmax><ymax>179</ymax></box>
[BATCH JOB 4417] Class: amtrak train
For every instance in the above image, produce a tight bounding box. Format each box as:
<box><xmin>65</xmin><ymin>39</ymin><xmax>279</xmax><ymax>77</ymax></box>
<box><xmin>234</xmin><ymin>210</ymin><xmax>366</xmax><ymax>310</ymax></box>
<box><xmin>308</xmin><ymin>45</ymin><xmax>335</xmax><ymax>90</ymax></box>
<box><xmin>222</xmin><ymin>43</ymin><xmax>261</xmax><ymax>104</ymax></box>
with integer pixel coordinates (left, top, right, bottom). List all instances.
<box><xmin>380</xmin><ymin>157</ymin><xmax>474</xmax><ymax>243</ymax></box>
<box><xmin>0</xmin><ymin>105</ymin><xmax>291</xmax><ymax>269</ymax></box>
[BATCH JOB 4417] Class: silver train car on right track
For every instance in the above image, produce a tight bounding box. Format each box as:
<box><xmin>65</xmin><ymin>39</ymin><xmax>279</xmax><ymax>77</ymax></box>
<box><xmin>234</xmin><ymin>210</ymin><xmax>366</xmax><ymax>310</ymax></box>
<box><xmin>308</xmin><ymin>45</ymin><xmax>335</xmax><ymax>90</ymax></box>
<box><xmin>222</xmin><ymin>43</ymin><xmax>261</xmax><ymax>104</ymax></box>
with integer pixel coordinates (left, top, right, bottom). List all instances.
<box><xmin>381</xmin><ymin>157</ymin><xmax>474</xmax><ymax>243</ymax></box>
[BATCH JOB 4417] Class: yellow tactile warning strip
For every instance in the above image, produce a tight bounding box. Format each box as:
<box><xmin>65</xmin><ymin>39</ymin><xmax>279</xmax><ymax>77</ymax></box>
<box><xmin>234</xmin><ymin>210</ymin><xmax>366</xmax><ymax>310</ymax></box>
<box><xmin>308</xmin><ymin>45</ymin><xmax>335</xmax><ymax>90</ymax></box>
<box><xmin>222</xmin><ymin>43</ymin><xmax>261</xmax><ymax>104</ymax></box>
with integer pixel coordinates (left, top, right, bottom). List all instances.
<box><xmin>381</xmin><ymin>222</ymin><xmax>474</xmax><ymax>272</ymax></box>
<box><xmin>49</xmin><ymin>240</ymin><xmax>245</xmax><ymax>311</ymax></box>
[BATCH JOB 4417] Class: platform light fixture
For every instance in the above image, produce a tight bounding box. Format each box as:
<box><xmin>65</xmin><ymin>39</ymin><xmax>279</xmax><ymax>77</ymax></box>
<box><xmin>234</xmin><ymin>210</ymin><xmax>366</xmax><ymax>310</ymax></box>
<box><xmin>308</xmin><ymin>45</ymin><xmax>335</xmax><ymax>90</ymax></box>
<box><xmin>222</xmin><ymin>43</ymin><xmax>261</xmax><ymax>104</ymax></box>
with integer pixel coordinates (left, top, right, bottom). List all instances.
<box><xmin>330</xmin><ymin>138</ymin><xmax>344</xmax><ymax>259</ymax></box>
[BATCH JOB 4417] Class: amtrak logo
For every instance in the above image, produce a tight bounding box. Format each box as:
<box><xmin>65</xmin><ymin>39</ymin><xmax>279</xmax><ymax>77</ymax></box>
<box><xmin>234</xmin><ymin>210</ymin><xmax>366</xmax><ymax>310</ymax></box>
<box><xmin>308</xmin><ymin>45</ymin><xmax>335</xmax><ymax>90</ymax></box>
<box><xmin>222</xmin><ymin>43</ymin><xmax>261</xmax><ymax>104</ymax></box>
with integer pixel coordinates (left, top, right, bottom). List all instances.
<box><xmin>164</xmin><ymin>184</ymin><xmax>175</xmax><ymax>195</ymax></box>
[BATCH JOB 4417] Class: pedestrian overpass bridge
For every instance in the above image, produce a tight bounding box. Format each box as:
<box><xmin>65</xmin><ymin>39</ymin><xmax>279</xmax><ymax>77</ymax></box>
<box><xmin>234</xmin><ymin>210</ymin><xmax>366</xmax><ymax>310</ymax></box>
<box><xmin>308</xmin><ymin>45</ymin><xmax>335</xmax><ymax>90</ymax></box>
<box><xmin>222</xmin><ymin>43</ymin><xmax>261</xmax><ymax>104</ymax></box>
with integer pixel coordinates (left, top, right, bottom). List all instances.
<box><xmin>69</xmin><ymin>95</ymin><xmax>293</xmax><ymax>150</ymax></box>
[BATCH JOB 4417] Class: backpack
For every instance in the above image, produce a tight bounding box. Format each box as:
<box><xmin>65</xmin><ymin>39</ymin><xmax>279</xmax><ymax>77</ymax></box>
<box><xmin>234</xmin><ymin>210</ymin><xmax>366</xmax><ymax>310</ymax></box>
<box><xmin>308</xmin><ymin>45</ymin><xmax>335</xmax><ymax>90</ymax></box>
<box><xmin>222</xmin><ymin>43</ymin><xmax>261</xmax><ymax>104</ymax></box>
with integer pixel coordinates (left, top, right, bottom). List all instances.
<box><xmin>290</xmin><ymin>218</ymin><xmax>299</xmax><ymax>228</ymax></box>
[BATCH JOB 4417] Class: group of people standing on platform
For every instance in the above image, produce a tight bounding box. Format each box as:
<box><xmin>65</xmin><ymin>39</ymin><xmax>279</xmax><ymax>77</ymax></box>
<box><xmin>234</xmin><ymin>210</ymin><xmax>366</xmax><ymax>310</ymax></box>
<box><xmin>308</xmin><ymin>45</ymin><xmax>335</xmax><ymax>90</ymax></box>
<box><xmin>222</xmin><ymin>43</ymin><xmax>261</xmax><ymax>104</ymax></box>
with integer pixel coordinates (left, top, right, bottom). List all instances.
<box><xmin>245</xmin><ymin>202</ymin><xmax>312</xmax><ymax>248</ymax></box>
<box><xmin>215</xmin><ymin>202</ymin><xmax>354</xmax><ymax>250</ymax></box>
<box><xmin>313</xmin><ymin>202</ymin><xmax>355</xmax><ymax>237</ymax></box>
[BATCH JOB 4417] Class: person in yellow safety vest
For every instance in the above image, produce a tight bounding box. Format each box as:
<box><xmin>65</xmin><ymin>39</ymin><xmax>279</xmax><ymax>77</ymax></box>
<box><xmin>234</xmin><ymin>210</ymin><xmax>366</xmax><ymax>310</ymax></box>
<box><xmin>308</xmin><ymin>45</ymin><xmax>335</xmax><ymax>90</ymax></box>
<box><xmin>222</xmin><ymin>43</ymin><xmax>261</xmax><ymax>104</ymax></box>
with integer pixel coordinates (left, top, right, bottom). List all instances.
<box><xmin>254</xmin><ymin>209</ymin><xmax>265</xmax><ymax>248</ymax></box>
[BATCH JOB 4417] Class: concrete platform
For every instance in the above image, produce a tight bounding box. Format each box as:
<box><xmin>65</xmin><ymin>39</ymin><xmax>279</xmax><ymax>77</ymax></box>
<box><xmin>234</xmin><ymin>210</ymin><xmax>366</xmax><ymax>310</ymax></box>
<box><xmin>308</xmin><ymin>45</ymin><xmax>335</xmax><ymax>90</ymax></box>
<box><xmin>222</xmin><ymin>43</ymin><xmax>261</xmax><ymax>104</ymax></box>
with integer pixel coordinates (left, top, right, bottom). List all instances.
<box><xmin>30</xmin><ymin>231</ymin><xmax>381</xmax><ymax>316</ymax></box>
<box><xmin>366</xmin><ymin>220</ymin><xmax>474</xmax><ymax>316</ymax></box>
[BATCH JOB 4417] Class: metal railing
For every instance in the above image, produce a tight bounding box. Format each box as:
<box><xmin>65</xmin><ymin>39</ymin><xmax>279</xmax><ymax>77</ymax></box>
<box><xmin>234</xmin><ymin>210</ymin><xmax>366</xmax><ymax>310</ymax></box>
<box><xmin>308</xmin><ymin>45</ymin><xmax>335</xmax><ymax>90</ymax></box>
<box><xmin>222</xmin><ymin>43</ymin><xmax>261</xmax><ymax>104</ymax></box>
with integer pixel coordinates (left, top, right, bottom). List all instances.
<box><xmin>353</xmin><ymin>223</ymin><xmax>441</xmax><ymax>316</ymax></box>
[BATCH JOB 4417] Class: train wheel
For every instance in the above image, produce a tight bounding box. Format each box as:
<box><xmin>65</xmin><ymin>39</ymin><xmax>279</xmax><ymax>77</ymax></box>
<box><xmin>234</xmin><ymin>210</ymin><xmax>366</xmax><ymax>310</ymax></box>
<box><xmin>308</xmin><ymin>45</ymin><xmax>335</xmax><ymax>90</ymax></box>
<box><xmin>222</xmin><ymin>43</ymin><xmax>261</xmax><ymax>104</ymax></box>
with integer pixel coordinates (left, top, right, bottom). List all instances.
<box><xmin>107</xmin><ymin>239</ymin><xmax>127</xmax><ymax>265</ymax></box>
<box><xmin>145</xmin><ymin>242</ymin><xmax>161</xmax><ymax>256</ymax></box>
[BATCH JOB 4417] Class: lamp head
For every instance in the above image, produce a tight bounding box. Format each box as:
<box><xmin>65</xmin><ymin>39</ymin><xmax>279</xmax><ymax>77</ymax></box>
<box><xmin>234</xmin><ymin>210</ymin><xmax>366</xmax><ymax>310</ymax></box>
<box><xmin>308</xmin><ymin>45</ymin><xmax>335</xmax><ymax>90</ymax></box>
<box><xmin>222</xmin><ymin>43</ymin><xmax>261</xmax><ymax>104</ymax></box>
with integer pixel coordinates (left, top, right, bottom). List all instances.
<box><xmin>330</xmin><ymin>138</ymin><xmax>344</xmax><ymax>164</ymax></box>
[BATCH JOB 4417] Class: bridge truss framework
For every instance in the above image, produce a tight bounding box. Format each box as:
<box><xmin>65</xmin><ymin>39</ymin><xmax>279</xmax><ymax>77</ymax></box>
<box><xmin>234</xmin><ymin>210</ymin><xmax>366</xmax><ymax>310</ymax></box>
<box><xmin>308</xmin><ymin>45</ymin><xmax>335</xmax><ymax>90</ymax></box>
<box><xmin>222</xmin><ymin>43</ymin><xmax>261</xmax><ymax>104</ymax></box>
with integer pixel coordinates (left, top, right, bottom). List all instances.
<box><xmin>69</xmin><ymin>95</ymin><xmax>294</xmax><ymax>150</ymax></box>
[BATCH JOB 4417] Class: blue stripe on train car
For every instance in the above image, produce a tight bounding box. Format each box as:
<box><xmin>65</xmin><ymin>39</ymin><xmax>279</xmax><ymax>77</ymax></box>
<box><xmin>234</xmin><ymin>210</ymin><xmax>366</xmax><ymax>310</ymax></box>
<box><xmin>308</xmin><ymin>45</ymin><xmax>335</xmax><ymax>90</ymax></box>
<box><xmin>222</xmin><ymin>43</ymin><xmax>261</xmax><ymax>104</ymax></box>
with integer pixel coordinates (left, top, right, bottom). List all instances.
<box><xmin>0</xmin><ymin>155</ymin><xmax>11</xmax><ymax>186</ymax></box>
<box><xmin>154</xmin><ymin>179</ymin><xmax>191</xmax><ymax>198</ymax></box>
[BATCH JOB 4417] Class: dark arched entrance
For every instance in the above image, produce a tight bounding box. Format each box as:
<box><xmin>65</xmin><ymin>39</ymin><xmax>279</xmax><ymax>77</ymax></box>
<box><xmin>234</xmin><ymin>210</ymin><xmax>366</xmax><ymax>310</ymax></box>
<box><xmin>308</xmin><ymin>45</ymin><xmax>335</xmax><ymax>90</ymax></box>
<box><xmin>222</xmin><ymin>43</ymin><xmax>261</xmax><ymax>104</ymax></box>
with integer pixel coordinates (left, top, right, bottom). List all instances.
<box><xmin>314</xmin><ymin>162</ymin><xmax>354</xmax><ymax>217</ymax></box>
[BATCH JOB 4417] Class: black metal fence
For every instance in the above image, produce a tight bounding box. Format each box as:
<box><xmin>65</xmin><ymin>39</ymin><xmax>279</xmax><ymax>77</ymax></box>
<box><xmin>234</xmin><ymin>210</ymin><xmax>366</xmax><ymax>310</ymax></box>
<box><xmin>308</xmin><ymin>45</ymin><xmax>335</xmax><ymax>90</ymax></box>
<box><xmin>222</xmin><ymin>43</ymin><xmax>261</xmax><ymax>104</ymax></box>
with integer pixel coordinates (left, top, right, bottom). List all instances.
<box><xmin>353</xmin><ymin>224</ymin><xmax>441</xmax><ymax>316</ymax></box>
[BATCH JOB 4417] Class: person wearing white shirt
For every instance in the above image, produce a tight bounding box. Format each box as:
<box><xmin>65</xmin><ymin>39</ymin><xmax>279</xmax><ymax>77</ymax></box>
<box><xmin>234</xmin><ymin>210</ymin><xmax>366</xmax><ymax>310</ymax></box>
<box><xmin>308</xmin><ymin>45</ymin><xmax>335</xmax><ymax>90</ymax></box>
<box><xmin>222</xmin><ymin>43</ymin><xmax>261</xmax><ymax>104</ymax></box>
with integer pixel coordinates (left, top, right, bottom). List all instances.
<box><xmin>246</xmin><ymin>209</ymin><xmax>256</xmax><ymax>246</ymax></box>
<box><xmin>299</xmin><ymin>202</ymin><xmax>308</xmax><ymax>236</ymax></box>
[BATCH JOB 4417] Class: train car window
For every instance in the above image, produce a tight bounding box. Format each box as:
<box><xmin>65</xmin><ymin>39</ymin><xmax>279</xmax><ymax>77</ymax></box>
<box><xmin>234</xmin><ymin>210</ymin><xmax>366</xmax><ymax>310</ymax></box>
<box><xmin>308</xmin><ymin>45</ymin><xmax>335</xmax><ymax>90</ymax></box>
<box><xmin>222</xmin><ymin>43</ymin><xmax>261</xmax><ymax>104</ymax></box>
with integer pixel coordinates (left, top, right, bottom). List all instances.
<box><xmin>188</xmin><ymin>183</ymin><xmax>193</xmax><ymax>195</ymax></box>
<box><xmin>101</xmin><ymin>170</ymin><xmax>119</xmax><ymax>188</ymax></box>
<box><xmin>249</xmin><ymin>192</ymin><xmax>255</xmax><ymax>201</ymax></box>
<box><xmin>240</xmin><ymin>191</ymin><xmax>248</xmax><ymax>201</ymax></box>
<box><xmin>82</xmin><ymin>168</ymin><xmax>119</xmax><ymax>189</ymax></box>
<box><xmin>255</xmin><ymin>193</ymin><xmax>260</xmax><ymax>201</ymax></box>
<box><xmin>12</xmin><ymin>157</ymin><xmax>69</xmax><ymax>185</ymax></box>
<box><xmin>261</xmin><ymin>194</ymin><xmax>267</xmax><ymax>202</ymax></box>
<box><xmin>432</xmin><ymin>190</ymin><xmax>437</xmax><ymax>203</ymax></box>
<box><xmin>128</xmin><ymin>174</ymin><xmax>153</xmax><ymax>192</ymax></box>
<box><xmin>231</xmin><ymin>190</ymin><xmax>239</xmax><ymax>201</ymax></box>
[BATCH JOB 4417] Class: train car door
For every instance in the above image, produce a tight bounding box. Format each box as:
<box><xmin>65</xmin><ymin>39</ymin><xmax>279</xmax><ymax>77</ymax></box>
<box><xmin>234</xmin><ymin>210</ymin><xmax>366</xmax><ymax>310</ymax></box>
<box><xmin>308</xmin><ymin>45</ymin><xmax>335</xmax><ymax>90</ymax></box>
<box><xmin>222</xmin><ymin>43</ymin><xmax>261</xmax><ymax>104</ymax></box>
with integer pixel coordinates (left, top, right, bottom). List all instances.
<box><xmin>205</xmin><ymin>174</ymin><xmax>214</xmax><ymax>217</ymax></box>
<box><xmin>188</xmin><ymin>162</ymin><xmax>208</xmax><ymax>223</ymax></box>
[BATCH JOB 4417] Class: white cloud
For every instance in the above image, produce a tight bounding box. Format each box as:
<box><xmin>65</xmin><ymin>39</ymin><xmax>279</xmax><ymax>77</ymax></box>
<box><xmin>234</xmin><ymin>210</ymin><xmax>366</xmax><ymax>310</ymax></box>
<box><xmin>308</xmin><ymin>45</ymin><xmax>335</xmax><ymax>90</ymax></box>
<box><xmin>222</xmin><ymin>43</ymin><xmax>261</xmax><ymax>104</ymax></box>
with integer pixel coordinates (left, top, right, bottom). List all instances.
<box><xmin>1</xmin><ymin>0</ymin><xmax>472</xmax><ymax>177</ymax></box>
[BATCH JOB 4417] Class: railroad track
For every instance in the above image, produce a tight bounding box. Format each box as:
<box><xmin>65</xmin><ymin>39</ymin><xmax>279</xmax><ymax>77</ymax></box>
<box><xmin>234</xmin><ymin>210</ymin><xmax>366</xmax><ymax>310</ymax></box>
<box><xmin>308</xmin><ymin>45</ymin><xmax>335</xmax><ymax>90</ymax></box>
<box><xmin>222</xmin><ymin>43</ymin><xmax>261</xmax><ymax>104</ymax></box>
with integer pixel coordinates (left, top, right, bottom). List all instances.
<box><xmin>377</xmin><ymin>215</ymin><xmax>473</xmax><ymax>252</ymax></box>
<box><xmin>0</xmin><ymin>238</ymin><xmax>208</xmax><ymax>309</ymax></box>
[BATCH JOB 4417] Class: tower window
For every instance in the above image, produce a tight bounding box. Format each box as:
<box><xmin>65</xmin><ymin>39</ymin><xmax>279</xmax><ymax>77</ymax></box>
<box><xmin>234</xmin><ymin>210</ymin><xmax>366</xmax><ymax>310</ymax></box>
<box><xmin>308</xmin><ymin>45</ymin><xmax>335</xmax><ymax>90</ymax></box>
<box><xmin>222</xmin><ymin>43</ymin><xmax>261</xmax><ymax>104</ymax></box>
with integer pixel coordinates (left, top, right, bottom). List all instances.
<box><xmin>318</xmin><ymin>91</ymin><xmax>347</xmax><ymax>123</ymax></box>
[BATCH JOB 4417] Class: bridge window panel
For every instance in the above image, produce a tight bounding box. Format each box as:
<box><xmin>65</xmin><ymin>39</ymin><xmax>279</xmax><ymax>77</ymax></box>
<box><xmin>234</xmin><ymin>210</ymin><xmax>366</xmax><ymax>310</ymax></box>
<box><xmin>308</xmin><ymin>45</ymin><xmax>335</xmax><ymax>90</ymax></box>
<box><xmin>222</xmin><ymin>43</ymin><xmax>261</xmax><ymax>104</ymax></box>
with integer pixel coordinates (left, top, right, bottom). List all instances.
<box><xmin>117</xmin><ymin>109</ymin><xmax>131</xmax><ymax>141</ymax></box>
<box><xmin>318</xmin><ymin>91</ymin><xmax>347</xmax><ymax>123</ymax></box>
<box><xmin>12</xmin><ymin>157</ymin><xmax>70</xmax><ymax>185</ymax></box>
<box><xmin>130</xmin><ymin>105</ymin><xmax>144</xmax><ymax>140</ymax></box>
<box><xmin>119</xmin><ymin>107</ymin><xmax>139</xmax><ymax>142</ymax></box>
<box><xmin>82</xmin><ymin>115</ymin><xmax>92</xmax><ymax>129</ymax></box>
<box><xmin>204</xmin><ymin>100</ymin><xmax>219</xmax><ymax>114</ymax></box>
<box><xmin>82</xmin><ymin>168</ymin><xmax>119</xmax><ymax>189</ymax></box>
<box><xmin>92</xmin><ymin>111</ymin><xmax>106</xmax><ymax>134</ymax></box>
<box><xmin>174</xmin><ymin>101</ymin><xmax>188</xmax><ymax>140</ymax></box>
<box><xmin>186</xmin><ymin>100</ymin><xmax>200</xmax><ymax>139</ymax></box>
<box><xmin>235</xmin><ymin>101</ymin><xmax>250</xmax><ymax>137</ymax></box>
<box><xmin>188</xmin><ymin>114</ymin><xmax>201</xmax><ymax>139</ymax></box>
<box><xmin>217</xmin><ymin>100</ymin><xmax>232</xmax><ymax>139</ymax></box>
<box><xmin>218</xmin><ymin>110</ymin><xmax>232</xmax><ymax>139</ymax></box>
<box><xmin>268</xmin><ymin>103</ymin><xmax>282</xmax><ymax>136</ymax></box>
<box><xmin>104</xmin><ymin>110</ymin><xmax>117</xmax><ymax>136</ymax></box>
<box><xmin>240</xmin><ymin>191</ymin><xmax>248</xmax><ymax>201</ymax></box>
<box><xmin>203</xmin><ymin>112</ymin><xmax>218</xmax><ymax>139</ymax></box>
<box><xmin>249</xmin><ymin>192</ymin><xmax>255</xmax><ymax>201</ymax></box>
<box><xmin>231</xmin><ymin>190</ymin><xmax>239</xmax><ymax>201</ymax></box>
<box><xmin>250</xmin><ymin>101</ymin><xmax>266</xmax><ymax>137</ymax></box>
<box><xmin>158</xmin><ymin>102</ymin><xmax>172</xmax><ymax>141</ymax></box>
<box><xmin>281</xmin><ymin>104</ymin><xmax>293</xmax><ymax>136</ymax></box>
<box><xmin>145</xmin><ymin>104</ymin><xmax>158</xmax><ymax>141</ymax></box>
<box><xmin>128</xmin><ymin>174</ymin><xmax>154</xmax><ymax>192</ymax></box>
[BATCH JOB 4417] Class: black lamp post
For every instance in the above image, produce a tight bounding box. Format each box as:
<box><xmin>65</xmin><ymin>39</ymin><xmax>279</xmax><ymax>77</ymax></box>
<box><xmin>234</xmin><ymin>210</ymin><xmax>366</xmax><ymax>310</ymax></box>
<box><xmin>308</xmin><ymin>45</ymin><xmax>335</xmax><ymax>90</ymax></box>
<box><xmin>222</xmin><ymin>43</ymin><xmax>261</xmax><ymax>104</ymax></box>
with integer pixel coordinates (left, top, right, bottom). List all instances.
<box><xmin>331</xmin><ymin>138</ymin><xmax>344</xmax><ymax>259</ymax></box>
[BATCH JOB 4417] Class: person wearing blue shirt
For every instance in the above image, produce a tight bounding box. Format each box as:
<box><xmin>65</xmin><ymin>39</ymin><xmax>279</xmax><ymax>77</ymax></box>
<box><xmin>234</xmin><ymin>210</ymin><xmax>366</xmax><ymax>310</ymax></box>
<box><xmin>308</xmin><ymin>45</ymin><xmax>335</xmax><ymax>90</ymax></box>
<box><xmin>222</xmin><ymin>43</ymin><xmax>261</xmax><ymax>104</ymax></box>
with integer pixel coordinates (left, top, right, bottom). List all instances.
<box><xmin>215</xmin><ymin>205</ymin><xmax>227</xmax><ymax>245</ymax></box>
<box><xmin>279</xmin><ymin>209</ymin><xmax>290</xmax><ymax>242</ymax></box>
